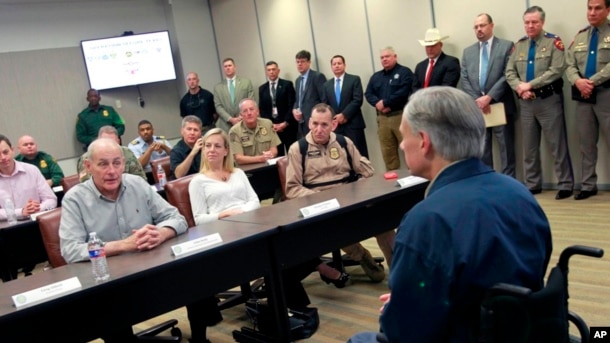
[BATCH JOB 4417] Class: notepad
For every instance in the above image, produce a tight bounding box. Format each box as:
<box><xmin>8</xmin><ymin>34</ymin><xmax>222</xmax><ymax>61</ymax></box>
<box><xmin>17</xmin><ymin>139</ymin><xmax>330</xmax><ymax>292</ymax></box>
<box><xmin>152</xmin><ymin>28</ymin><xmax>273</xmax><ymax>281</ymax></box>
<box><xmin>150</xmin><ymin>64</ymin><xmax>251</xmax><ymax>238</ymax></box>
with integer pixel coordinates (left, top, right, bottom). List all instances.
<box><xmin>483</xmin><ymin>103</ymin><xmax>506</xmax><ymax>128</ymax></box>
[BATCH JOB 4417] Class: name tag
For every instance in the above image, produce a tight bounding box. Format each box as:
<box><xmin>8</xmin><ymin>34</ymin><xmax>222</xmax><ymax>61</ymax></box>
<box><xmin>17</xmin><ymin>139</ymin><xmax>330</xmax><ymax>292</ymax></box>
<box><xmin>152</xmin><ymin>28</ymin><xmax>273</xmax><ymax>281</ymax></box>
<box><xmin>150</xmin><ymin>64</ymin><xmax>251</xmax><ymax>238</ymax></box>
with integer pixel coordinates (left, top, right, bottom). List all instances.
<box><xmin>299</xmin><ymin>198</ymin><xmax>340</xmax><ymax>218</ymax></box>
<box><xmin>52</xmin><ymin>186</ymin><xmax>63</xmax><ymax>192</ymax></box>
<box><xmin>171</xmin><ymin>233</ymin><xmax>223</xmax><ymax>257</ymax></box>
<box><xmin>12</xmin><ymin>276</ymin><xmax>82</xmax><ymax>309</ymax></box>
<box><xmin>396</xmin><ymin>176</ymin><xmax>428</xmax><ymax>188</ymax></box>
<box><xmin>266</xmin><ymin>157</ymin><xmax>282</xmax><ymax>165</ymax></box>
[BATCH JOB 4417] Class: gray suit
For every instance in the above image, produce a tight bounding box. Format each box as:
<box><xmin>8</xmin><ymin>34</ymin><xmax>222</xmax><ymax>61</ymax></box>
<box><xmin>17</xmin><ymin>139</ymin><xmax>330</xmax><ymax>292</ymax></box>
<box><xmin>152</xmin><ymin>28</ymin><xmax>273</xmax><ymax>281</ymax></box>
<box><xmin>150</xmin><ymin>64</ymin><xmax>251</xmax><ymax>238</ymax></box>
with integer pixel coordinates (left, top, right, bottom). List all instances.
<box><xmin>214</xmin><ymin>76</ymin><xmax>255</xmax><ymax>132</ymax></box>
<box><xmin>461</xmin><ymin>36</ymin><xmax>516</xmax><ymax>177</ymax></box>
<box><xmin>294</xmin><ymin>69</ymin><xmax>326</xmax><ymax>136</ymax></box>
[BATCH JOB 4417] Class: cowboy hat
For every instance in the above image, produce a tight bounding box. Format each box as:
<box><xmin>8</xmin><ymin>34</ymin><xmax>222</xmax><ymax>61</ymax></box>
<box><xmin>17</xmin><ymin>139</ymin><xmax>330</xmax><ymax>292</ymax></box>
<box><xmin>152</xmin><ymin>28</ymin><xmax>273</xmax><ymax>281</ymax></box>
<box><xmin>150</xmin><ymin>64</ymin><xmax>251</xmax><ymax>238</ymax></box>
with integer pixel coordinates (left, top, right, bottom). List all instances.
<box><xmin>418</xmin><ymin>28</ymin><xmax>449</xmax><ymax>46</ymax></box>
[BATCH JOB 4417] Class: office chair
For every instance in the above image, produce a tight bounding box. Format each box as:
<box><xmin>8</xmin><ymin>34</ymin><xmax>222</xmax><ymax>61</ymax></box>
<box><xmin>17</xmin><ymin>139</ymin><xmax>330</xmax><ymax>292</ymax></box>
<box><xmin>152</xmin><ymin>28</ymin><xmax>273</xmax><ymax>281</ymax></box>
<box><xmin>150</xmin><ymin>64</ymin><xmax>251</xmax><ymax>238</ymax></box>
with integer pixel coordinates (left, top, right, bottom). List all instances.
<box><xmin>60</xmin><ymin>174</ymin><xmax>80</xmax><ymax>194</ymax></box>
<box><xmin>275</xmin><ymin>156</ymin><xmax>384</xmax><ymax>274</ymax></box>
<box><xmin>36</xmin><ymin>208</ymin><xmax>182</xmax><ymax>341</ymax></box>
<box><xmin>163</xmin><ymin>175</ymin><xmax>266</xmax><ymax>311</ymax></box>
<box><xmin>475</xmin><ymin>245</ymin><xmax>604</xmax><ymax>343</ymax></box>
<box><xmin>151</xmin><ymin>156</ymin><xmax>171</xmax><ymax>183</ymax></box>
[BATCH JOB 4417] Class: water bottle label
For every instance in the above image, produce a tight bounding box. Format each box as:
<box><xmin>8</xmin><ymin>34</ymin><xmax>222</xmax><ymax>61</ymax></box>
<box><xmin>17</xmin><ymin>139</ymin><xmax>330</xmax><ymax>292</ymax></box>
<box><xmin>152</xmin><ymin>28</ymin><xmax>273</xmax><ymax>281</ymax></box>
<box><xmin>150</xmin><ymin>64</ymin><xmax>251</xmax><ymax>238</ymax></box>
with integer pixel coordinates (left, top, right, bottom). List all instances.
<box><xmin>89</xmin><ymin>248</ymin><xmax>106</xmax><ymax>258</ymax></box>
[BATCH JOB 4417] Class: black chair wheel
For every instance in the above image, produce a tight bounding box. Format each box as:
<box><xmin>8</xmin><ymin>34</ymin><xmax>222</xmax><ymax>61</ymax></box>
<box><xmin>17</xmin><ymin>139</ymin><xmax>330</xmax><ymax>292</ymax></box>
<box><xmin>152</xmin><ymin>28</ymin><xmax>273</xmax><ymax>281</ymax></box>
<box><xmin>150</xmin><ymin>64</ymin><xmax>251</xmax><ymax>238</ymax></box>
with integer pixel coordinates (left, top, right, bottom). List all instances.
<box><xmin>170</xmin><ymin>327</ymin><xmax>182</xmax><ymax>340</ymax></box>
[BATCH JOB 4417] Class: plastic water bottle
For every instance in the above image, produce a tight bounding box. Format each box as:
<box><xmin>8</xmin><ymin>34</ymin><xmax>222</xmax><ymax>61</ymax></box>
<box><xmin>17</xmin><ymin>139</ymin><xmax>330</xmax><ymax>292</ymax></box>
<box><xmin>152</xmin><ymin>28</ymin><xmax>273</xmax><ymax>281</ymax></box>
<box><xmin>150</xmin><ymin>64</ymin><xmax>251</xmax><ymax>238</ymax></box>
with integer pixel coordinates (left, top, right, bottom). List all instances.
<box><xmin>157</xmin><ymin>164</ymin><xmax>167</xmax><ymax>187</ymax></box>
<box><xmin>4</xmin><ymin>198</ymin><xmax>18</xmax><ymax>225</ymax></box>
<box><xmin>88</xmin><ymin>232</ymin><xmax>110</xmax><ymax>281</ymax></box>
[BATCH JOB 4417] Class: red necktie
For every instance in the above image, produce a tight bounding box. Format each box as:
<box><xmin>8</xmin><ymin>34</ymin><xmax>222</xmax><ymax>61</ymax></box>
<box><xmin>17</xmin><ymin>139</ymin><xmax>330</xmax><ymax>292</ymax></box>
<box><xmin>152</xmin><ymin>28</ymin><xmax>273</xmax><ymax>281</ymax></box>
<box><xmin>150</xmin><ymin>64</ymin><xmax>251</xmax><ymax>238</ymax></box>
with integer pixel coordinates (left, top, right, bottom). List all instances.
<box><xmin>424</xmin><ymin>59</ymin><xmax>435</xmax><ymax>88</ymax></box>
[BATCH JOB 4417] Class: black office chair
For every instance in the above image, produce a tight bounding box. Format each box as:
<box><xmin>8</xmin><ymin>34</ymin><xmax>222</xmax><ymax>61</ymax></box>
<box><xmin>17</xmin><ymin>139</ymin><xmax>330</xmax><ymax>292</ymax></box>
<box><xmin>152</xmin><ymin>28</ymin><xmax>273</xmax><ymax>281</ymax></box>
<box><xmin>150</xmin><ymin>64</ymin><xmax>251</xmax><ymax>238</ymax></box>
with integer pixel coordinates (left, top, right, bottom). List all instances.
<box><xmin>275</xmin><ymin>156</ymin><xmax>384</xmax><ymax>274</ymax></box>
<box><xmin>475</xmin><ymin>245</ymin><xmax>604</xmax><ymax>343</ymax></box>
<box><xmin>36</xmin><ymin>208</ymin><xmax>182</xmax><ymax>342</ymax></box>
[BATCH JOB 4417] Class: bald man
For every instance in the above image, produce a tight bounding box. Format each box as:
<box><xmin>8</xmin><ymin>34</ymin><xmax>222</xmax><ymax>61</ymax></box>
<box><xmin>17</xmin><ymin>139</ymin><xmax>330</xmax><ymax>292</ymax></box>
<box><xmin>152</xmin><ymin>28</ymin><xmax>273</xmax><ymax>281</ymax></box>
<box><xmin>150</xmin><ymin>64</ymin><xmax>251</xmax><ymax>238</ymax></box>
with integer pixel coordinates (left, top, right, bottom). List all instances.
<box><xmin>180</xmin><ymin>72</ymin><xmax>217</xmax><ymax>135</ymax></box>
<box><xmin>15</xmin><ymin>135</ymin><xmax>64</xmax><ymax>187</ymax></box>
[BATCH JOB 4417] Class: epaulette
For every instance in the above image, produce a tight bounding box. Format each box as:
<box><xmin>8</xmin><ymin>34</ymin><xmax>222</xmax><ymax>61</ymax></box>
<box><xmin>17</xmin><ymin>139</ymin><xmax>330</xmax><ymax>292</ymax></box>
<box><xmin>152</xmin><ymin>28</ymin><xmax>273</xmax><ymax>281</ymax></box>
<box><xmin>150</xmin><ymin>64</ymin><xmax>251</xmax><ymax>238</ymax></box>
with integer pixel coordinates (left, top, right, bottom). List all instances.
<box><xmin>578</xmin><ymin>25</ymin><xmax>591</xmax><ymax>34</ymax></box>
<box><xmin>157</xmin><ymin>136</ymin><xmax>165</xmax><ymax>139</ymax></box>
<box><xmin>546</xmin><ymin>32</ymin><xmax>565</xmax><ymax>51</ymax></box>
<box><xmin>517</xmin><ymin>35</ymin><xmax>528</xmax><ymax>43</ymax></box>
<box><xmin>131</xmin><ymin>139</ymin><xmax>139</xmax><ymax>145</ymax></box>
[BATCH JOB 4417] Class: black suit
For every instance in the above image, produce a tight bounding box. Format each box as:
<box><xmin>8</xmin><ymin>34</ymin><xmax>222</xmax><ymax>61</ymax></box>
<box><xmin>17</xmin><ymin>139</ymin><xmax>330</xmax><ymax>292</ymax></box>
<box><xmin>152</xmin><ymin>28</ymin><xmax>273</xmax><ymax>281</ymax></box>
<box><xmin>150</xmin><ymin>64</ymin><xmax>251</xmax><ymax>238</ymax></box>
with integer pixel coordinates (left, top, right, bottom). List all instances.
<box><xmin>259</xmin><ymin>78</ymin><xmax>297</xmax><ymax>156</ymax></box>
<box><xmin>412</xmin><ymin>52</ymin><xmax>461</xmax><ymax>92</ymax></box>
<box><xmin>294</xmin><ymin>69</ymin><xmax>326</xmax><ymax>137</ymax></box>
<box><xmin>323</xmin><ymin>73</ymin><xmax>369</xmax><ymax>157</ymax></box>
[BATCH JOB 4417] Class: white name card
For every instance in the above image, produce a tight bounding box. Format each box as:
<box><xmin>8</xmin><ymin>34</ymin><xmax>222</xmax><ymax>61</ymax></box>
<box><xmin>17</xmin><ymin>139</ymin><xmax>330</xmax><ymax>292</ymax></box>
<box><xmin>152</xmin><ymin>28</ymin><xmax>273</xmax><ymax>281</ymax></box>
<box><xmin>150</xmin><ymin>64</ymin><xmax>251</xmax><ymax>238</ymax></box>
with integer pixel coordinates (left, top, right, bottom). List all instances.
<box><xmin>299</xmin><ymin>198</ymin><xmax>341</xmax><ymax>218</ymax></box>
<box><xmin>396</xmin><ymin>176</ymin><xmax>428</xmax><ymax>188</ymax></box>
<box><xmin>171</xmin><ymin>233</ymin><xmax>223</xmax><ymax>257</ymax></box>
<box><xmin>12</xmin><ymin>276</ymin><xmax>82</xmax><ymax>309</ymax></box>
<box><xmin>52</xmin><ymin>186</ymin><xmax>63</xmax><ymax>192</ymax></box>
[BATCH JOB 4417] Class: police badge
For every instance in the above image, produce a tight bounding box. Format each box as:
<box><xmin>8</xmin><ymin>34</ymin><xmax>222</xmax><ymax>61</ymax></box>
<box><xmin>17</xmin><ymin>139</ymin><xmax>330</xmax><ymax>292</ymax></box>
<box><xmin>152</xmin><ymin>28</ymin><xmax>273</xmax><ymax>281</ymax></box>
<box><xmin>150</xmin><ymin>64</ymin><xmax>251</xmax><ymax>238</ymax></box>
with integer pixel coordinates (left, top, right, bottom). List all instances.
<box><xmin>329</xmin><ymin>147</ymin><xmax>340</xmax><ymax>159</ymax></box>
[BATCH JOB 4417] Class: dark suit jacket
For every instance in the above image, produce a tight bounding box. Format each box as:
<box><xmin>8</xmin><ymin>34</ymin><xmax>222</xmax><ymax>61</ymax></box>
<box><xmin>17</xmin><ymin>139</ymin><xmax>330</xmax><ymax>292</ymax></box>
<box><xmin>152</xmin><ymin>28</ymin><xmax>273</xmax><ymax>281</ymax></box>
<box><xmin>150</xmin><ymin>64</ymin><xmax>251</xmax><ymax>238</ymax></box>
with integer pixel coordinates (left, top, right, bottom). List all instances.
<box><xmin>460</xmin><ymin>37</ymin><xmax>516</xmax><ymax>115</ymax></box>
<box><xmin>259</xmin><ymin>78</ymin><xmax>296</xmax><ymax>125</ymax></box>
<box><xmin>294</xmin><ymin>69</ymin><xmax>326</xmax><ymax>133</ymax></box>
<box><xmin>323</xmin><ymin>73</ymin><xmax>365</xmax><ymax>129</ymax></box>
<box><xmin>413</xmin><ymin>52</ymin><xmax>461</xmax><ymax>92</ymax></box>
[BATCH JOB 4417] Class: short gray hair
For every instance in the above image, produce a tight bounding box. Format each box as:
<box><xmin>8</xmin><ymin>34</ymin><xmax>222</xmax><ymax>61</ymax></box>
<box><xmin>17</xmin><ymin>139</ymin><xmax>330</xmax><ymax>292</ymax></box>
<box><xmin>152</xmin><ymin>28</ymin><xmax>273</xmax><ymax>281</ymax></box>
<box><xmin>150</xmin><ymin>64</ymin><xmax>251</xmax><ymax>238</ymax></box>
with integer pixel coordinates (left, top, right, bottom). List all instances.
<box><xmin>97</xmin><ymin>125</ymin><xmax>118</xmax><ymax>137</ymax></box>
<box><xmin>403</xmin><ymin>87</ymin><xmax>485</xmax><ymax>161</ymax></box>
<box><xmin>181</xmin><ymin>115</ymin><xmax>202</xmax><ymax>128</ymax></box>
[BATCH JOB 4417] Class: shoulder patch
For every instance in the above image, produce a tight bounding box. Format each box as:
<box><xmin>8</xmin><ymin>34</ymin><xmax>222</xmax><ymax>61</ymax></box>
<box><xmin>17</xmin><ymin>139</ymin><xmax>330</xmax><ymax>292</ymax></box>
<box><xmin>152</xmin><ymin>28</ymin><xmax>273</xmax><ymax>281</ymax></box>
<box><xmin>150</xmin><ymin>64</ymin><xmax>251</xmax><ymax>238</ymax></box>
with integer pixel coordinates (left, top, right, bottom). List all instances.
<box><xmin>553</xmin><ymin>36</ymin><xmax>565</xmax><ymax>51</ymax></box>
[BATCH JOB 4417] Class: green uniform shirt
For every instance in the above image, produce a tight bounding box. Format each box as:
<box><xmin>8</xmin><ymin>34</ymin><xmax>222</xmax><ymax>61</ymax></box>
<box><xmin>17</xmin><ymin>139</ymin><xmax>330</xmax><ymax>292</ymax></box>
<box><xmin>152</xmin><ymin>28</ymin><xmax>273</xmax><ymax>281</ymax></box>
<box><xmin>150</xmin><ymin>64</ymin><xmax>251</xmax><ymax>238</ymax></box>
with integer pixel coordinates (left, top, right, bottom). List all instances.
<box><xmin>77</xmin><ymin>146</ymin><xmax>147</xmax><ymax>183</ymax></box>
<box><xmin>76</xmin><ymin>105</ymin><xmax>125</xmax><ymax>146</ymax></box>
<box><xmin>15</xmin><ymin>151</ymin><xmax>64</xmax><ymax>187</ymax></box>
<box><xmin>566</xmin><ymin>19</ymin><xmax>610</xmax><ymax>86</ymax></box>
<box><xmin>229</xmin><ymin>118</ymin><xmax>281</xmax><ymax>157</ymax></box>
<box><xmin>506</xmin><ymin>31</ymin><xmax>566</xmax><ymax>90</ymax></box>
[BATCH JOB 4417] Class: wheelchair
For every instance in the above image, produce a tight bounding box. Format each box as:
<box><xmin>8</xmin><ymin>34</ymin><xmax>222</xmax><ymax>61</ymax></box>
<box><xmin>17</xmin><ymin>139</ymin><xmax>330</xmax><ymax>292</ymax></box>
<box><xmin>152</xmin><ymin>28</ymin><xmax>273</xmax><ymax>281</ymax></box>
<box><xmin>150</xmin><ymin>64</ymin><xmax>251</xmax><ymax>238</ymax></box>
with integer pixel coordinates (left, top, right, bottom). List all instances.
<box><xmin>477</xmin><ymin>245</ymin><xmax>604</xmax><ymax>343</ymax></box>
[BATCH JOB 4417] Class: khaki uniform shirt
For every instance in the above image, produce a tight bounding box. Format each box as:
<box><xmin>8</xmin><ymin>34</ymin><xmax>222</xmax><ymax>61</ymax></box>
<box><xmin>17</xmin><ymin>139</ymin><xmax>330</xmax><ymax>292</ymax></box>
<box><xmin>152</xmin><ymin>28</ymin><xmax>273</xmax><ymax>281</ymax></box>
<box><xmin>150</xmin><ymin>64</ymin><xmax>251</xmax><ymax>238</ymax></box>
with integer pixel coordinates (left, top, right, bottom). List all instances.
<box><xmin>285</xmin><ymin>132</ymin><xmax>374</xmax><ymax>199</ymax></box>
<box><xmin>229</xmin><ymin>118</ymin><xmax>281</xmax><ymax>157</ymax></box>
<box><xmin>506</xmin><ymin>32</ymin><xmax>566</xmax><ymax>90</ymax></box>
<box><xmin>566</xmin><ymin>20</ymin><xmax>610</xmax><ymax>86</ymax></box>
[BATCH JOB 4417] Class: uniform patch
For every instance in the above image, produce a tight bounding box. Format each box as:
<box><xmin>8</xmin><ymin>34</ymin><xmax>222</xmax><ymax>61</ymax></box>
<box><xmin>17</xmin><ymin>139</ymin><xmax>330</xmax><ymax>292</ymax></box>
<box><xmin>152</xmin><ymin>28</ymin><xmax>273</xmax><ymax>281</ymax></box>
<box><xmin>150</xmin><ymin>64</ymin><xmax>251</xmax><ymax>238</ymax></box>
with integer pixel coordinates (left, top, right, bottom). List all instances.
<box><xmin>103</xmin><ymin>110</ymin><xmax>109</xmax><ymax>117</ymax></box>
<box><xmin>230</xmin><ymin>133</ymin><xmax>239</xmax><ymax>143</ymax></box>
<box><xmin>40</xmin><ymin>160</ymin><xmax>47</xmax><ymax>169</ymax></box>
<box><xmin>241</xmin><ymin>135</ymin><xmax>250</xmax><ymax>143</ymax></box>
<box><xmin>131</xmin><ymin>139</ymin><xmax>139</xmax><ymax>145</ymax></box>
<box><xmin>260</xmin><ymin>127</ymin><xmax>268</xmax><ymax>136</ymax></box>
<box><xmin>306</xmin><ymin>150</ymin><xmax>322</xmax><ymax>158</ymax></box>
<box><xmin>329</xmin><ymin>147</ymin><xmax>340</xmax><ymax>160</ymax></box>
<box><xmin>554</xmin><ymin>39</ymin><xmax>565</xmax><ymax>51</ymax></box>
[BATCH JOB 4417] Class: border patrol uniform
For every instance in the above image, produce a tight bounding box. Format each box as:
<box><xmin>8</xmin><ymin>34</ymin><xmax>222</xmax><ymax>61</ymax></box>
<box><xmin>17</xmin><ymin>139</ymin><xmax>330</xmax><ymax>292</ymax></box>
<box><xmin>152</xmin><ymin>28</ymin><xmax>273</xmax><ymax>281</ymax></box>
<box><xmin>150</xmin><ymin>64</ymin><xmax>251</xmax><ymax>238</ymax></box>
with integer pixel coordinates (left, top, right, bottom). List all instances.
<box><xmin>566</xmin><ymin>20</ymin><xmax>610</xmax><ymax>192</ymax></box>
<box><xmin>128</xmin><ymin>136</ymin><xmax>172</xmax><ymax>173</ymax></box>
<box><xmin>229</xmin><ymin>118</ymin><xmax>281</xmax><ymax>158</ymax></box>
<box><xmin>506</xmin><ymin>32</ymin><xmax>573</xmax><ymax>191</ymax></box>
<box><xmin>15</xmin><ymin>151</ymin><xmax>64</xmax><ymax>187</ymax></box>
<box><xmin>76</xmin><ymin>105</ymin><xmax>125</xmax><ymax>148</ymax></box>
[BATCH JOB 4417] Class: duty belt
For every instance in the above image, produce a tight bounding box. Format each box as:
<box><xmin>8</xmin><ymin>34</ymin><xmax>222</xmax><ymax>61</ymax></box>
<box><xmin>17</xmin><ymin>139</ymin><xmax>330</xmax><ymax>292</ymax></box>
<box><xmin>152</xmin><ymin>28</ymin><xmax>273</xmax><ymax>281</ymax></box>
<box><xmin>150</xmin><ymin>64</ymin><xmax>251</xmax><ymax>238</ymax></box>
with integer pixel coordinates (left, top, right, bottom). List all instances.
<box><xmin>531</xmin><ymin>79</ymin><xmax>563</xmax><ymax>99</ymax></box>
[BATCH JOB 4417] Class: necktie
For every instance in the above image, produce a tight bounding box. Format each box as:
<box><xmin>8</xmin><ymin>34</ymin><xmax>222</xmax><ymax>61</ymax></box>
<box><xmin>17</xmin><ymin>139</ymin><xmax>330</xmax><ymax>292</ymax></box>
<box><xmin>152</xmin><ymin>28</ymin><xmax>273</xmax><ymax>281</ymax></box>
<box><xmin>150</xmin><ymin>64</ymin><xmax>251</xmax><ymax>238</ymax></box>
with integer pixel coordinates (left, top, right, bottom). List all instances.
<box><xmin>297</xmin><ymin>76</ymin><xmax>304</xmax><ymax>108</ymax></box>
<box><xmin>585</xmin><ymin>28</ymin><xmax>598</xmax><ymax>78</ymax></box>
<box><xmin>271</xmin><ymin>81</ymin><xmax>277</xmax><ymax>99</ymax></box>
<box><xmin>526</xmin><ymin>39</ymin><xmax>536</xmax><ymax>82</ymax></box>
<box><xmin>480</xmin><ymin>41</ymin><xmax>489</xmax><ymax>91</ymax></box>
<box><xmin>270</xmin><ymin>81</ymin><xmax>277</xmax><ymax>116</ymax></box>
<box><xmin>424</xmin><ymin>59</ymin><xmax>435</xmax><ymax>88</ymax></box>
<box><xmin>335</xmin><ymin>78</ymin><xmax>341</xmax><ymax>106</ymax></box>
<box><xmin>229</xmin><ymin>79</ymin><xmax>235</xmax><ymax>104</ymax></box>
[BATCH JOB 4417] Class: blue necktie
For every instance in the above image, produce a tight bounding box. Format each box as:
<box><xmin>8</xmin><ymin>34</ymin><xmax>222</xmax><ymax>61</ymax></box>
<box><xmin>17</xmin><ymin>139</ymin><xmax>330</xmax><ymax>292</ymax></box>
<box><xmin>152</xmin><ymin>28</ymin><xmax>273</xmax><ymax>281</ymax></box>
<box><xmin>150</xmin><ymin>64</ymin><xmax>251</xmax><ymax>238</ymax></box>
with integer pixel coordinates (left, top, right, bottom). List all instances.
<box><xmin>585</xmin><ymin>28</ymin><xmax>598</xmax><ymax>78</ymax></box>
<box><xmin>229</xmin><ymin>79</ymin><xmax>235</xmax><ymax>104</ymax></box>
<box><xmin>480</xmin><ymin>41</ymin><xmax>489</xmax><ymax>91</ymax></box>
<box><xmin>335</xmin><ymin>78</ymin><xmax>341</xmax><ymax>107</ymax></box>
<box><xmin>526</xmin><ymin>39</ymin><xmax>536</xmax><ymax>82</ymax></box>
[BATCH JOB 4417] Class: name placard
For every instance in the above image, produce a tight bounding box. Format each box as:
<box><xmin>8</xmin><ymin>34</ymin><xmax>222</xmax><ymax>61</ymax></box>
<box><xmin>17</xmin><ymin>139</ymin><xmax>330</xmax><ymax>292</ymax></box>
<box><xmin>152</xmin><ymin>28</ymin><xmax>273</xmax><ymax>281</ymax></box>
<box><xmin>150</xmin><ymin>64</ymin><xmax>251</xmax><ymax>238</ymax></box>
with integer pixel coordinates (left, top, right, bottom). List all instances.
<box><xmin>299</xmin><ymin>198</ymin><xmax>340</xmax><ymax>218</ymax></box>
<box><xmin>266</xmin><ymin>157</ymin><xmax>282</xmax><ymax>165</ymax></box>
<box><xmin>12</xmin><ymin>276</ymin><xmax>82</xmax><ymax>309</ymax></box>
<box><xmin>171</xmin><ymin>233</ymin><xmax>223</xmax><ymax>257</ymax></box>
<box><xmin>396</xmin><ymin>176</ymin><xmax>428</xmax><ymax>188</ymax></box>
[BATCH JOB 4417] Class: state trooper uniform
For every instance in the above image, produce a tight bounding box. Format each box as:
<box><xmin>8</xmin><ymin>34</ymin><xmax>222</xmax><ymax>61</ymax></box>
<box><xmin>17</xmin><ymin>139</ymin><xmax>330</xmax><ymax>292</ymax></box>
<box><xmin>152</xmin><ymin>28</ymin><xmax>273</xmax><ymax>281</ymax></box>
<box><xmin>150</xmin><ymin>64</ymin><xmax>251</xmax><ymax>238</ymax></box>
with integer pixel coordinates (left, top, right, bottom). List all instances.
<box><xmin>506</xmin><ymin>31</ymin><xmax>573</xmax><ymax>192</ymax></box>
<box><xmin>127</xmin><ymin>136</ymin><xmax>172</xmax><ymax>173</ymax></box>
<box><xmin>566</xmin><ymin>19</ymin><xmax>610</xmax><ymax>193</ymax></box>
<box><xmin>228</xmin><ymin>118</ymin><xmax>281</xmax><ymax>158</ymax></box>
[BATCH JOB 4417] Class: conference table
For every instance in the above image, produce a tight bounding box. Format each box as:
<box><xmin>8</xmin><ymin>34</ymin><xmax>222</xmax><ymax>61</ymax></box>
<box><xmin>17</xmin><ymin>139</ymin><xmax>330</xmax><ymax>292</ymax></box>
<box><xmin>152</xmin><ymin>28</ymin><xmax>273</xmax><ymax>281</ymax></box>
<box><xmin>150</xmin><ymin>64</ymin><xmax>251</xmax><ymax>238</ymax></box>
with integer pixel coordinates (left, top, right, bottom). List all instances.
<box><xmin>0</xmin><ymin>220</ymin><xmax>278</xmax><ymax>342</ymax></box>
<box><xmin>223</xmin><ymin>170</ymin><xmax>428</xmax><ymax>341</ymax></box>
<box><xmin>0</xmin><ymin>170</ymin><xmax>427</xmax><ymax>342</ymax></box>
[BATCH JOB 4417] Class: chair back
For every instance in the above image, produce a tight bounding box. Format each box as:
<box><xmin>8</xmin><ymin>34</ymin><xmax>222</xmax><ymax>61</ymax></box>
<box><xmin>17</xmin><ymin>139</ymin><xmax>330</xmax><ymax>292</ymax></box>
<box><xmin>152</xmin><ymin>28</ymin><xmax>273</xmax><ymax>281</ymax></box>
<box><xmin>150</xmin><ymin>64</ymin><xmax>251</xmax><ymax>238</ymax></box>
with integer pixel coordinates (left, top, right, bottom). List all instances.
<box><xmin>276</xmin><ymin>156</ymin><xmax>289</xmax><ymax>201</ymax></box>
<box><xmin>164</xmin><ymin>174</ymin><xmax>196</xmax><ymax>227</ymax></box>
<box><xmin>150</xmin><ymin>156</ymin><xmax>171</xmax><ymax>184</ymax></box>
<box><xmin>61</xmin><ymin>174</ymin><xmax>80</xmax><ymax>193</ymax></box>
<box><xmin>36</xmin><ymin>208</ymin><xmax>67</xmax><ymax>268</ymax></box>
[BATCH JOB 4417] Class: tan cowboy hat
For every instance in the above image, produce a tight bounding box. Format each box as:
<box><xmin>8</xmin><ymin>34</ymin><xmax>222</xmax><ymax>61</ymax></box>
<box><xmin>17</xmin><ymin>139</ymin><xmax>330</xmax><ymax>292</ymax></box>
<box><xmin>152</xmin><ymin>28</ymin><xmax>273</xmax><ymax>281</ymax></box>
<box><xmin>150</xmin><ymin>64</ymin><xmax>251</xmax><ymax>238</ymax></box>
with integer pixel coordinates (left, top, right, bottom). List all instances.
<box><xmin>418</xmin><ymin>28</ymin><xmax>449</xmax><ymax>46</ymax></box>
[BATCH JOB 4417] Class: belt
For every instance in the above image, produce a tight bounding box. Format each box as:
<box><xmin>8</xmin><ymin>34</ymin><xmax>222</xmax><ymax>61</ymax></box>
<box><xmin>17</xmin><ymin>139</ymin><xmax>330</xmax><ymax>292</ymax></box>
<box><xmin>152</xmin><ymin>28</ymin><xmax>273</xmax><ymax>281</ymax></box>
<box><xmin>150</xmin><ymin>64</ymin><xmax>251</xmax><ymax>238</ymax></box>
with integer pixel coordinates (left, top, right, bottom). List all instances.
<box><xmin>531</xmin><ymin>79</ymin><xmax>563</xmax><ymax>99</ymax></box>
<box><xmin>377</xmin><ymin>109</ymin><xmax>403</xmax><ymax>117</ymax></box>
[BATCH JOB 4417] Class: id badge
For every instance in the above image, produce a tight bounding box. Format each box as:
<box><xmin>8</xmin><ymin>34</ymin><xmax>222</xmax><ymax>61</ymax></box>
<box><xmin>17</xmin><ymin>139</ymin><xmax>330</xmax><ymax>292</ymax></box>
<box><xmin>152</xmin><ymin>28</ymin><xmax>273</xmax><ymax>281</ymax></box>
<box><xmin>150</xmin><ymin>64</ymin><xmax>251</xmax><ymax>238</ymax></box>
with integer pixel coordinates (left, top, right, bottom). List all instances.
<box><xmin>272</xmin><ymin>106</ymin><xmax>278</xmax><ymax>118</ymax></box>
